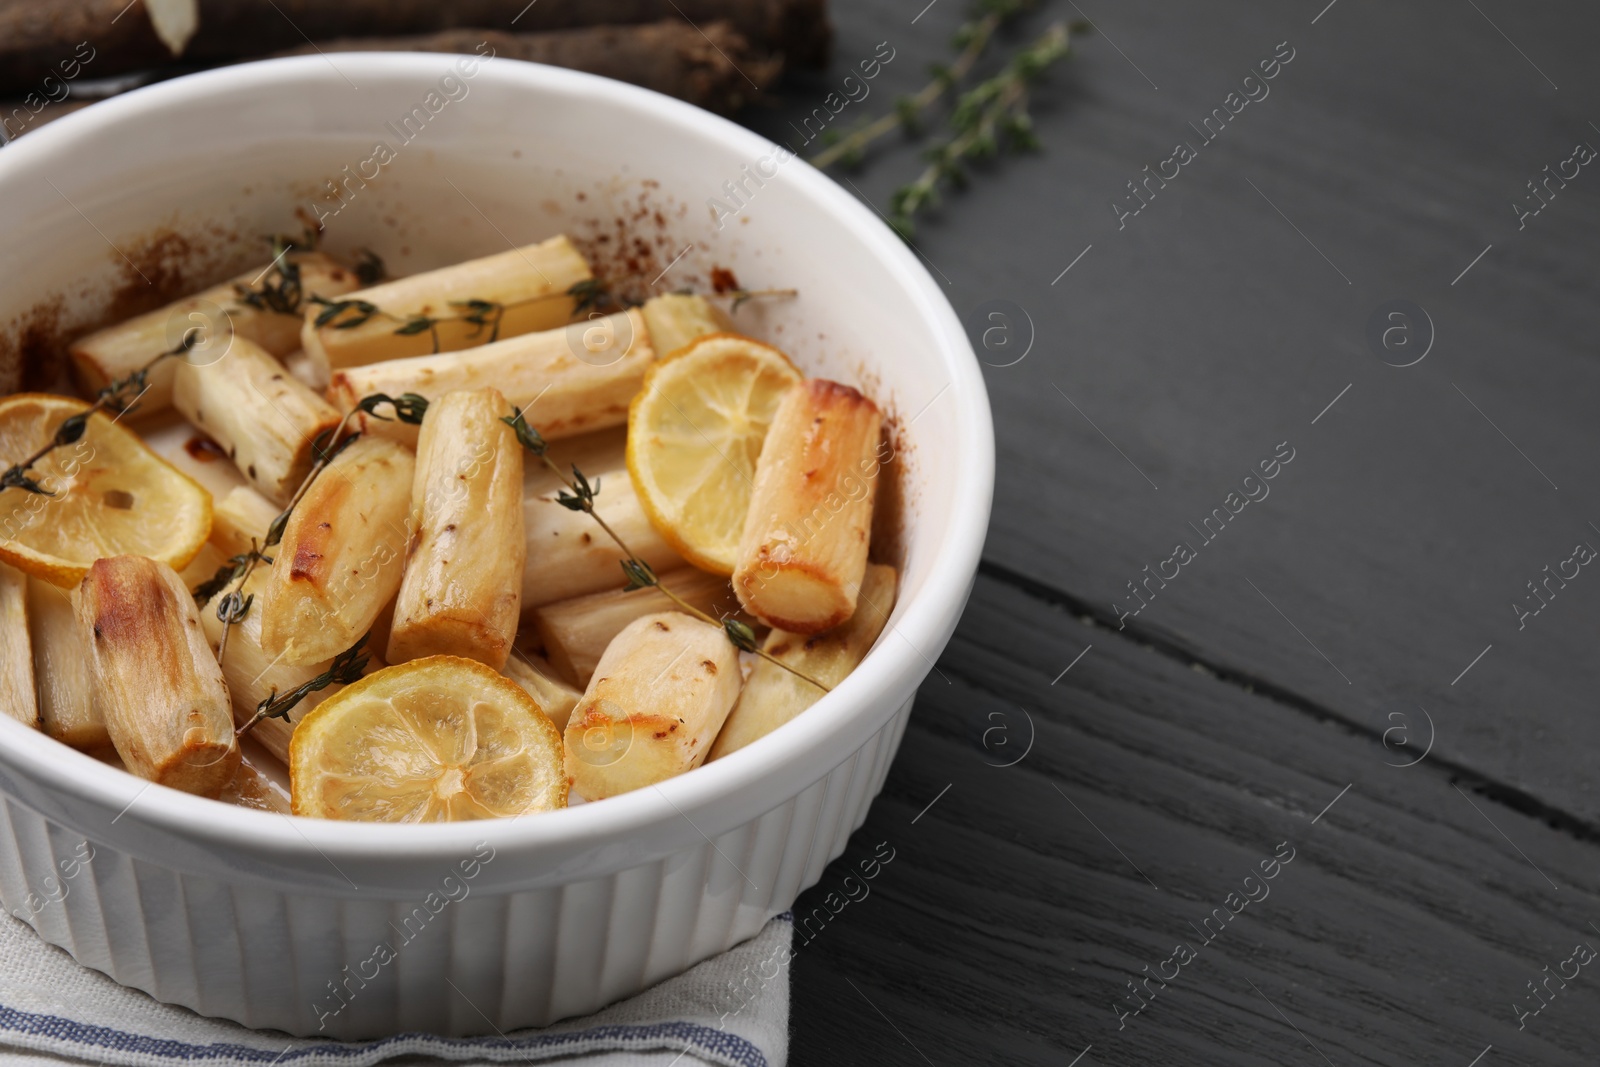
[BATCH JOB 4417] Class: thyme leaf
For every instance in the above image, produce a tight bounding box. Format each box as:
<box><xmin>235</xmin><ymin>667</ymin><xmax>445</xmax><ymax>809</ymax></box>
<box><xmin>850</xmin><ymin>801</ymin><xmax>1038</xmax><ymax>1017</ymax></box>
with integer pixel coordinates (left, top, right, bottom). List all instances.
<box><xmin>0</xmin><ymin>468</ymin><xmax>50</xmax><ymax>495</ymax></box>
<box><xmin>555</xmin><ymin>465</ymin><xmax>599</xmax><ymax>513</ymax></box>
<box><xmin>568</xmin><ymin>278</ymin><xmax>616</xmax><ymax>316</ymax></box>
<box><xmin>356</xmin><ymin>392</ymin><xmax>429</xmax><ymax>424</ymax></box>
<box><xmin>215</xmin><ymin>589</ymin><xmax>254</xmax><ymax>626</ymax></box>
<box><xmin>310</xmin><ymin>297</ymin><xmax>379</xmax><ymax>330</ymax></box>
<box><xmin>354</xmin><ymin>248</ymin><xmax>386</xmax><ymax>286</ymax></box>
<box><xmin>722</xmin><ymin>617</ymin><xmax>760</xmax><ymax>654</ymax></box>
<box><xmin>621</xmin><ymin>558</ymin><xmax>658</xmax><ymax>591</ymax></box>
<box><xmin>500</xmin><ymin>406</ymin><xmax>547</xmax><ymax>456</ymax></box>
<box><xmin>452</xmin><ymin>298</ymin><xmax>504</xmax><ymax>343</ymax></box>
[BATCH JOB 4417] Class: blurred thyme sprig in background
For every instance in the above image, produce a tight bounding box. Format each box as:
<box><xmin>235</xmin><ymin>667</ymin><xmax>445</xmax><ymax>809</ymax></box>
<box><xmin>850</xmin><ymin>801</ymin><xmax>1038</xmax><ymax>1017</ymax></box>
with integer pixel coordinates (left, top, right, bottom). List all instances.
<box><xmin>809</xmin><ymin>1</ymin><xmax>1083</xmax><ymax>239</ymax></box>
<box><xmin>811</xmin><ymin>0</ymin><xmax>1039</xmax><ymax>170</ymax></box>
<box><xmin>888</xmin><ymin>20</ymin><xmax>1074</xmax><ymax>237</ymax></box>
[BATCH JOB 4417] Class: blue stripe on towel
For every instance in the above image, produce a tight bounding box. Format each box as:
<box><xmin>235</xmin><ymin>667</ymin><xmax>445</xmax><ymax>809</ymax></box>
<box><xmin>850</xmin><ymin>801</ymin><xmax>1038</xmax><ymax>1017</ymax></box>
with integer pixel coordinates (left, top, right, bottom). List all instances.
<box><xmin>0</xmin><ymin>1002</ymin><xmax>769</xmax><ymax>1067</ymax></box>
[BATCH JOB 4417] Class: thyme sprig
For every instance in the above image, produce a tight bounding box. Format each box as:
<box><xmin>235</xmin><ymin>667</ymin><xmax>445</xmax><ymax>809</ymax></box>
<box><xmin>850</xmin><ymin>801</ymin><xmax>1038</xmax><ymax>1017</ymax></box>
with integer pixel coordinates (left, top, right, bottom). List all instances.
<box><xmin>233</xmin><ymin>236</ymin><xmax>305</xmax><ymax>316</ymax></box>
<box><xmin>889</xmin><ymin>21</ymin><xmax>1073</xmax><ymax>237</ymax></box>
<box><xmin>395</xmin><ymin>298</ymin><xmax>512</xmax><ymax>351</ymax></box>
<box><xmin>311</xmin><ymin>292</ymin><xmax>568</xmax><ymax>354</ymax></box>
<box><xmin>501</xmin><ymin>406</ymin><xmax>829</xmax><ymax>692</ymax></box>
<box><xmin>311</xmin><ymin>278</ymin><xmax>796</xmax><ymax>360</ymax></box>
<box><xmin>232</xmin><ymin>231</ymin><xmax>372</xmax><ymax>317</ymax></box>
<box><xmin>213</xmin><ymin>557</ymin><xmax>259</xmax><ymax>637</ymax></box>
<box><xmin>235</xmin><ymin>634</ymin><xmax>370</xmax><ymax>738</ymax></box>
<box><xmin>810</xmin><ymin>0</ymin><xmax>1038</xmax><ymax>170</ymax></box>
<box><xmin>209</xmin><ymin>393</ymin><xmax>428</xmax><ymax>666</ymax></box>
<box><xmin>0</xmin><ymin>330</ymin><xmax>200</xmax><ymax>497</ymax></box>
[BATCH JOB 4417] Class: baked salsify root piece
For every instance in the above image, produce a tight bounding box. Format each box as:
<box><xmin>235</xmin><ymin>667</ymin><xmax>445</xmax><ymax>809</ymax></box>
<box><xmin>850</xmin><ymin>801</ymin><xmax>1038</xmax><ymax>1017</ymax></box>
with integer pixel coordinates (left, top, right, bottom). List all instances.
<box><xmin>638</xmin><ymin>292</ymin><xmax>733</xmax><ymax>357</ymax></box>
<box><xmin>520</xmin><ymin>441</ymin><xmax>684</xmax><ymax>609</ymax></box>
<box><xmin>711</xmin><ymin>562</ymin><xmax>897</xmax><ymax>760</ymax></box>
<box><xmin>733</xmin><ymin>378</ymin><xmax>883</xmax><ymax>634</ymax></box>
<box><xmin>565</xmin><ymin>612</ymin><xmax>742</xmax><ymax>801</ymax></box>
<box><xmin>210</xmin><ymin>485</ymin><xmax>278</xmax><ymax>559</ymax></box>
<box><xmin>203</xmin><ymin>566</ymin><xmax>377</xmax><ymax>765</ymax></box>
<box><xmin>27</xmin><ymin>574</ymin><xmax>104</xmax><ymax>748</ymax></box>
<box><xmin>387</xmin><ymin>387</ymin><xmax>525</xmax><ymax>670</ymax></box>
<box><xmin>77</xmin><ymin>555</ymin><xmax>239</xmax><ymax>798</ymax></box>
<box><xmin>302</xmin><ymin>235</ymin><xmax>593</xmax><ymax>380</ymax></box>
<box><xmin>532</xmin><ymin>566</ymin><xmax>751</xmax><ymax>687</ymax></box>
<box><xmin>510</xmin><ymin>294</ymin><xmax>732</xmax><ymax>607</ymax></box>
<box><xmin>0</xmin><ymin>562</ymin><xmax>37</xmax><ymax>728</ymax></box>
<box><xmin>259</xmin><ymin>435</ymin><xmax>415</xmax><ymax>667</ymax></box>
<box><xmin>69</xmin><ymin>251</ymin><xmax>361</xmax><ymax>416</ymax></box>
<box><xmin>328</xmin><ymin>308</ymin><xmax>655</xmax><ymax>449</ymax></box>
<box><xmin>501</xmin><ymin>650</ymin><xmax>583</xmax><ymax>733</ymax></box>
<box><xmin>172</xmin><ymin>337</ymin><xmax>342</xmax><ymax>505</ymax></box>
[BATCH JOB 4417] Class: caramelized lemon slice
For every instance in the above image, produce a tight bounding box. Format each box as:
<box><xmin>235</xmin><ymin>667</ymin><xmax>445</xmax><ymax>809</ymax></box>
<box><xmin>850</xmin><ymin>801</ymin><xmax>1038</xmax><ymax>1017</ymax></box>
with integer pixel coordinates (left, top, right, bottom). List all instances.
<box><xmin>289</xmin><ymin>656</ymin><xmax>566</xmax><ymax>822</ymax></box>
<box><xmin>0</xmin><ymin>393</ymin><xmax>210</xmax><ymax>586</ymax></box>
<box><xmin>626</xmin><ymin>333</ymin><xmax>802</xmax><ymax>575</ymax></box>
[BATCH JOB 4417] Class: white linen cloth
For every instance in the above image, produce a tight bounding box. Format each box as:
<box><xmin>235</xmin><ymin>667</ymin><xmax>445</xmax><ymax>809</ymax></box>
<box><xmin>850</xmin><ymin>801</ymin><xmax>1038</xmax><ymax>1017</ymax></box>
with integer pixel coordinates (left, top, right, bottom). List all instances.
<box><xmin>0</xmin><ymin>910</ymin><xmax>792</xmax><ymax>1067</ymax></box>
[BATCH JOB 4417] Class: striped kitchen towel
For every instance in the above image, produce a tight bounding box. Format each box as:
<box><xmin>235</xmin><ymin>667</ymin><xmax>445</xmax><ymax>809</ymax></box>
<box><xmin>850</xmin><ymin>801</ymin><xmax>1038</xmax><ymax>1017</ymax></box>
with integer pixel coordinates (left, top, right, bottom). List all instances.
<box><xmin>0</xmin><ymin>910</ymin><xmax>792</xmax><ymax>1067</ymax></box>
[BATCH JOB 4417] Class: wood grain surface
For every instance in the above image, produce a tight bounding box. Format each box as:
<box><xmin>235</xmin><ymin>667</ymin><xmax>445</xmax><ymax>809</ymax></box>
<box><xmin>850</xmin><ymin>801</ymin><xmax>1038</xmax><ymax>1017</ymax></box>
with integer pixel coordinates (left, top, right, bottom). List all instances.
<box><xmin>739</xmin><ymin>0</ymin><xmax>1600</xmax><ymax>1062</ymax></box>
<box><xmin>790</xmin><ymin>573</ymin><xmax>1600</xmax><ymax>1065</ymax></box>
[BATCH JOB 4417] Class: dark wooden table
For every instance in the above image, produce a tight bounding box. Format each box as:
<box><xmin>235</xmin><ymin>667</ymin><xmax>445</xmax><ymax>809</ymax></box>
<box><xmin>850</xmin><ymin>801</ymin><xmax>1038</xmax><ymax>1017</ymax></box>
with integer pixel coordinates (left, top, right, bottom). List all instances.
<box><xmin>743</xmin><ymin>2</ymin><xmax>1600</xmax><ymax>1063</ymax></box>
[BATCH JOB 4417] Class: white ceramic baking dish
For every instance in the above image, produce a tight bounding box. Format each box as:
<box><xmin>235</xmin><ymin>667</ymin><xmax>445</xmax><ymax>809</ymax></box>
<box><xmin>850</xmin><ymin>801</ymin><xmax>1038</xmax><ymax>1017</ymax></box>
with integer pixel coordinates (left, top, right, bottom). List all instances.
<box><xmin>0</xmin><ymin>53</ymin><xmax>992</xmax><ymax>1038</ymax></box>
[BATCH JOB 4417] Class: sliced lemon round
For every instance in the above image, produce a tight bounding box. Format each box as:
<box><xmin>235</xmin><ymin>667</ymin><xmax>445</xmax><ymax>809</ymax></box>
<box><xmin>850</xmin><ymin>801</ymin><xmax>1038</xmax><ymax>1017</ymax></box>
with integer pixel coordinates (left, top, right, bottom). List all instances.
<box><xmin>0</xmin><ymin>393</ymin><xmax>211</xmax><ymax>587</ymax></box>
<box><xmin>627</xmin><ymin>333</ymin><xmax>802</xmax><ymax>575</ymax></box>
<box><xmin>290</xmin><ymin>655</ymin><xmax>567</xmax><ymax>822</ymax></box>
